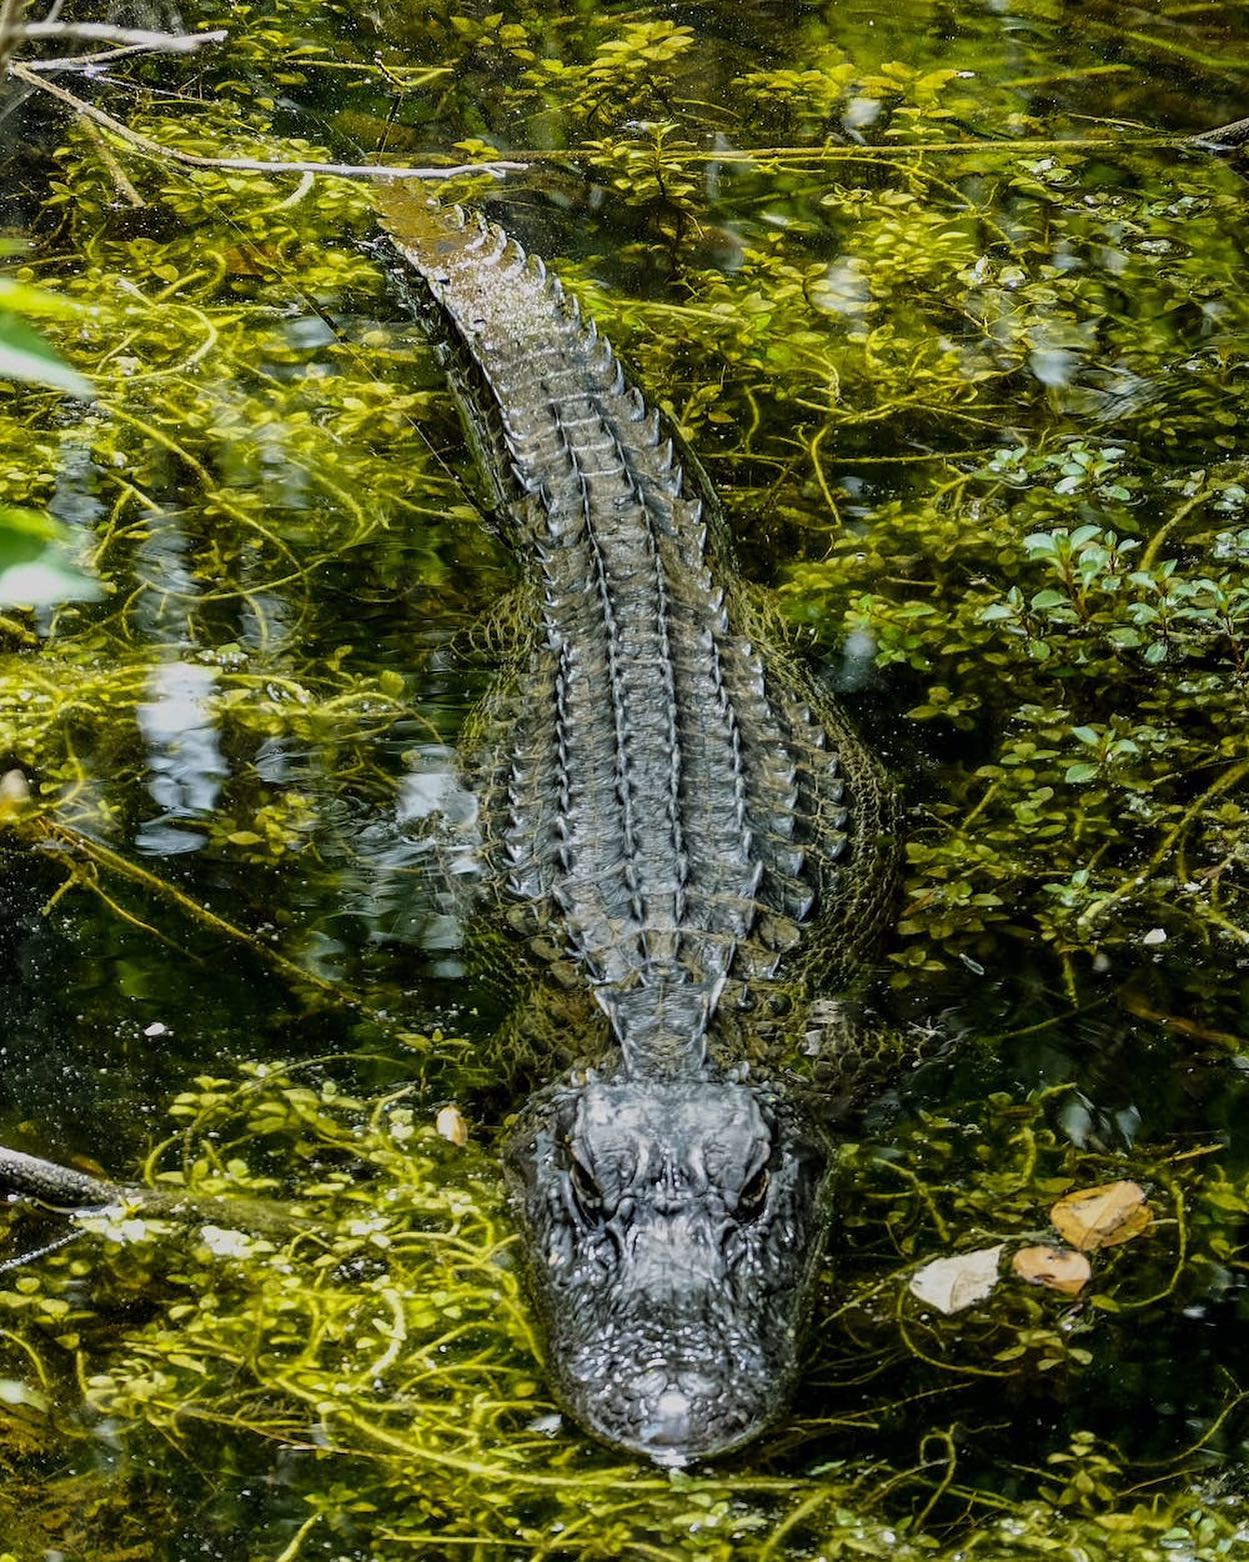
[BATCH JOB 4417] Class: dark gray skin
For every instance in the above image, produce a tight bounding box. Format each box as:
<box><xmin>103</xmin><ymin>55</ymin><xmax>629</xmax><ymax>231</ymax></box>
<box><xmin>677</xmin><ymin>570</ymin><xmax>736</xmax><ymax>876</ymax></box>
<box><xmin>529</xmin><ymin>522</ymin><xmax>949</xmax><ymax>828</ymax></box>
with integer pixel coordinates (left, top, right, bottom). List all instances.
<box><xmin>505</xmin><ymin>1074</ymin><xmax>830</xmax><ymax>1462</ymax></box>
<box><xmin>380</xmin><ymin>191</ymin><xmax>899</xmax><ymax>1461</ymax></box>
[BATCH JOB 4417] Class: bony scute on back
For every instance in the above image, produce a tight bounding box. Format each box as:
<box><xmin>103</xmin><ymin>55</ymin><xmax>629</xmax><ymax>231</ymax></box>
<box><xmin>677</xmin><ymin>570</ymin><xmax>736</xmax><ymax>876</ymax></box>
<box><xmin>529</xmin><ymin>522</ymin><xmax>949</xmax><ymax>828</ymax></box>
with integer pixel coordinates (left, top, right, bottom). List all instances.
<box><xmin>377</xmin><ymin>183</ymin><xmax>897</xmax><ymax>1461</ymax></box>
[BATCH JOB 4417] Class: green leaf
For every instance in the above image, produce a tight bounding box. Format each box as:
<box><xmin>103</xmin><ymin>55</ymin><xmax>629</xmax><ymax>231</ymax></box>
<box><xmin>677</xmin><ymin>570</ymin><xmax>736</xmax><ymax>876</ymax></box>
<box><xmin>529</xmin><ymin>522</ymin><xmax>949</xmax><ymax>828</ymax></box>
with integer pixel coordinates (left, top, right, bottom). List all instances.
<box><xmin>0</xmin><ymin>277</ymin><xmax>85</xmax><ymax>318</ymax></box>
<box><xmin>1064</xmin><ymin>763</ymin><xmax>1100</xmax><ymax>784</ymax></box>
<box><xmin>0</xmin><ymin>504</ymin><xmax>58</xmax><ymax>569</ymax></box>
<box><xmin>0</xmin><ymin>506</ymin><xmax>101</xmax><ymax>606</ymax></box>
<box><xmin>0</xmin><ymin>315</ymin><xmax>92</xmax><ymax>396</ymax></box>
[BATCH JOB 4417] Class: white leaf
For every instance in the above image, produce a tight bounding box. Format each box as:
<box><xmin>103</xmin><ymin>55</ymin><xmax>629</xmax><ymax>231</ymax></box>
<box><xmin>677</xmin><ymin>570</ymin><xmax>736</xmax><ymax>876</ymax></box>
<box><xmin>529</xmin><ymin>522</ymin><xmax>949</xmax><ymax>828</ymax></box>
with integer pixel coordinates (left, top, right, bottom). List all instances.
<box><xmin>908</xmin><ymin>1244</ymin><xmax>1004</xmax><ymax>1315</ymax></box>
<box><xmin>435</xmin><ymin>1104</ymin><xmax>469</xmax><ymax>1146</ymax></box>
<box><xmin>199</xmin><ymin>1225</ymin><xmax>255</xmax><ymax>1259</ymax></box>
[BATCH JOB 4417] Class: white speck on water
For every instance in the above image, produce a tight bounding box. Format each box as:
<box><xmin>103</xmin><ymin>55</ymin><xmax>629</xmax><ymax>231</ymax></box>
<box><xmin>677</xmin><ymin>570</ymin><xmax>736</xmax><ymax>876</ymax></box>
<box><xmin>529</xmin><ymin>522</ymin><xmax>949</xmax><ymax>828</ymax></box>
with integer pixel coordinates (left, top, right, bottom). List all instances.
<box><xmin>199</xmin><ymin>1226</ymin><xmax>254</xmax><ymax>1259</ymax></box>
<box><xmin>1029</xmin><ymin>347</ymin><xmax>1081</xmax><ymax>386</ymax></box>
<box><xmin>843</xmin><ymin>97</ymin><xmax>881</xmax><ymax>130</ymax></box>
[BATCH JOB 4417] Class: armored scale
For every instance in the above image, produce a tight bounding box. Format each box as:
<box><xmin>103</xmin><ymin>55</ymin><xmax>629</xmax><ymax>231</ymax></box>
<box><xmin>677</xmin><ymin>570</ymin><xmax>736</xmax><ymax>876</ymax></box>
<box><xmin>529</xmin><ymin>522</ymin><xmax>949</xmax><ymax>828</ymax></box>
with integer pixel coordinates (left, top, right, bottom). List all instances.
<box><xmin>378</xmin><ymin>190</ymin><xmax>898</xmax><ymax>1463</ymax></box>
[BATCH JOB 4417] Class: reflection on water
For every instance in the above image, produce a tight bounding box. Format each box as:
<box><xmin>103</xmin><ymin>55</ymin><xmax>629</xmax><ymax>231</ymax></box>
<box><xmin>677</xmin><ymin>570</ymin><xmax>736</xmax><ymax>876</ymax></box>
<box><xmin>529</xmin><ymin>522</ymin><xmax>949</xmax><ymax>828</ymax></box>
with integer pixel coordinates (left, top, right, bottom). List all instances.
<box><xmin>135</xmin><ymin>661</ymin><xmax>229</xmax><ymax>854</ymax></box>
<box><xmin>331</xmin><ymin>743</ymin><xmax>482</xmax><ymax>972</ymax></box>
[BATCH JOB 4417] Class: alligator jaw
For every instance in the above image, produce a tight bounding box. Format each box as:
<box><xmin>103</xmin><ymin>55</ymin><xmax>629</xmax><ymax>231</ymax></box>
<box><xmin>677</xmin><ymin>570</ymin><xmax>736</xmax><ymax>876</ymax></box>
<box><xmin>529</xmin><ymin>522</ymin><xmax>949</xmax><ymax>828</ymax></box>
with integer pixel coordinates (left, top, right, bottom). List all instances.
<box><xmin>504</xmin><ymin>1072</ymin><xmax>831</xmax><ymax>1462</ymax></box>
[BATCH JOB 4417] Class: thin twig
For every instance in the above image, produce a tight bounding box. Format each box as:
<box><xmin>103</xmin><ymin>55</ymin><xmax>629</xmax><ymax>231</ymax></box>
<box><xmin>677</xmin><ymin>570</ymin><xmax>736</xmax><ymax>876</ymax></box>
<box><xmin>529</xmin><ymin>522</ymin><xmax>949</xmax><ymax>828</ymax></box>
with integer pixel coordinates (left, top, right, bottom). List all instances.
<box><xmin>20</xmin><ymin>40</ymin><xmax>211</xmax><ymax>71</ymax></box>
<box><xmin>81</xmin><ymin>117</ymin><xmax>145</xmax><ymax>206</ymax></box>
<box><xmin>0</xmin><ymin>0</ymin><xmax>27</xmax><ymax>76</ymax></box>
<box><xmin>0</xmin><ymin>1142</ymin><xmax>115</xmax><ymax>1207</ymax></box>
<box><xmin>6</xmin><ymin>60</ymin><xmax>521</xmax><ymax>180</ymax></box>
<box><xmin>0</xmin><ymin>1140</ymin><xmax>317</xmax><ymax>1236</ymax></box>
<box><xmin>12</xmin><ymin>21</ymin><xmax>226</xmax><ymax>51</ymax></box>
<box><xmin>25</xmin><ymin>813</ymin><xmax>443</xmax><ymax>1053</ymax></box>
<box><xmin>1192</xmin><ymin>116</ymin><xmax>1249</xmax><ymax>152</ymax></box>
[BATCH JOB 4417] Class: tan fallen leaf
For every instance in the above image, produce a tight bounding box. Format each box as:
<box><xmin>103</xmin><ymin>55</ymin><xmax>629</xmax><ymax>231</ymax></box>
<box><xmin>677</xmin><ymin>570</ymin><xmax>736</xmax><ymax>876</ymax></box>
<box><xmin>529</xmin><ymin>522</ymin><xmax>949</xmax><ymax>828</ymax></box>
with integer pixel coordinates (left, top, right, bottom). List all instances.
<box><xmin>908</xmin><ymin>1244</ymin><xmax>1003</xmax><ymax>1315</ymax></box>
<box><xmin>435</xmin><ymin>1104</ymin><xmax>469</xmax><ymax>1147</ymax></box>
<box><xmin>1012</xmin><ymin>1244</ymin><xmax>1092</xmax><ymax>1297</ymax></box>
<box><xmin>1049</xmin><ymin>1180</ymin><xmax>1150</xmax><ymax>1251</ymax></box>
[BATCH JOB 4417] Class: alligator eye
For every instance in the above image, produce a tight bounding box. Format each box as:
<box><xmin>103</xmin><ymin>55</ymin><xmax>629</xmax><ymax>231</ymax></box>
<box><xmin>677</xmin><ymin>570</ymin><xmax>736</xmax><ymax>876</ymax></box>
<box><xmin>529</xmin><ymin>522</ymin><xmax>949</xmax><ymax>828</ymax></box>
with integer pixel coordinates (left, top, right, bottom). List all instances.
<box><xmin>567</xmin><ymin>1154</ymin><xmax>602</xmax><ymax>1216</ymax></box>
<box><xmin>738</xmin><ymin>1165</ymin><xmax>770</xmax><ymax>1219</ymax></box>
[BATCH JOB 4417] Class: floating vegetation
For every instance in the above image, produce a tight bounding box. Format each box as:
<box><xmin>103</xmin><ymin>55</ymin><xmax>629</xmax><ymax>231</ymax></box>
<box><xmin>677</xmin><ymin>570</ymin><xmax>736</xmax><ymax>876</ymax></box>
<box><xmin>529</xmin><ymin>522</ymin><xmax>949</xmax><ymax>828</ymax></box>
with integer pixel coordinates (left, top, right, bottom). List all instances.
<box><xmin>3</xmin><ymin>1071</ymin><xmax>1249</xmax><ymax>1557</ymax></box>
<box><xmin>1</xmin><ymin>0</ymin><xmax>1249</xmax><ymax>1555</ymax></box>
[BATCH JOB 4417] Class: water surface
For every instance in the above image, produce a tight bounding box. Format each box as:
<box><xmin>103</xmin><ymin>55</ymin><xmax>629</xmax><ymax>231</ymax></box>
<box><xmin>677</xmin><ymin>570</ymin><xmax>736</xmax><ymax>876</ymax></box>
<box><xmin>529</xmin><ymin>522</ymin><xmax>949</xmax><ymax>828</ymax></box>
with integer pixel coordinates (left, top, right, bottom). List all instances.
<box><xmin>1</xmin><ymin>1</ymin><xmax>1248</xmax><ymax>1557</ymax></box>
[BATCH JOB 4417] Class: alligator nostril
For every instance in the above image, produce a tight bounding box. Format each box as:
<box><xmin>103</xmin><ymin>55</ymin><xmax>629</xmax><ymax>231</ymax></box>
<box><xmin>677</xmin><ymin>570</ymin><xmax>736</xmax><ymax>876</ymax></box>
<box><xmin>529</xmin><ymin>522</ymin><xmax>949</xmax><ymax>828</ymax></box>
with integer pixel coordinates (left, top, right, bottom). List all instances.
<box><xmin>634</xmin><ymin>1368</ymin><xmax>668</xmax><ymax>1399</ymax></box>
<box><xmin>676</xmin><ymin>1369</ymin><xmax>717</xmax><ymax>1400</ymax></box>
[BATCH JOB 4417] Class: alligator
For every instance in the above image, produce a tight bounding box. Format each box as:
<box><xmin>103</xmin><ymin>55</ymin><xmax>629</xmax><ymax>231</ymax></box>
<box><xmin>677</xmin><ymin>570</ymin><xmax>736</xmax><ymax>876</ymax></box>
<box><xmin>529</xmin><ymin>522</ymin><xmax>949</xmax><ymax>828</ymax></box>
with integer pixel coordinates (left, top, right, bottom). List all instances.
<box><xmin>374</xmin><ymin>190</ymin><xmax>899</xmax><ymax>1463</ymax></box>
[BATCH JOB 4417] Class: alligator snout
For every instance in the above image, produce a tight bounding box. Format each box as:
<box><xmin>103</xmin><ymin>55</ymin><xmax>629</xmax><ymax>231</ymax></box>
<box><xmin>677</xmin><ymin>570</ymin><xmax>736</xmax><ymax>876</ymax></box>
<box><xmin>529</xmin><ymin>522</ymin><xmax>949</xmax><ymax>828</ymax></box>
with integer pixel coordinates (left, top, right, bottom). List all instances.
<box><xmin>505</xmin><ymin>1074</ymin><xmax>831</xmax><ymax>1462</ymax></box>
<box><xmin>622</xmin><ymin>1213</ymin><xmax>725</xmax><ymax>1296</ymax></box>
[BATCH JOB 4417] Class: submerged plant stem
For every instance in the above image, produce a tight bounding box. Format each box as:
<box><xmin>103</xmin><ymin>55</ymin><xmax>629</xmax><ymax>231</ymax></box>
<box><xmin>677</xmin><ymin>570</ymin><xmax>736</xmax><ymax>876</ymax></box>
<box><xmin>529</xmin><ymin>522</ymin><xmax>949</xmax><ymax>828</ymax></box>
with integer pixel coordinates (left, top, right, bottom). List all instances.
<box><xmin>24</xmin><ymin>815</ymin><xmax>436</xmax><ymax>1052</ymax></box>
<box><xmin>1077</xmin><ymin>760</ymin><xmax>1249</xmax><ymax>932</ymax></box>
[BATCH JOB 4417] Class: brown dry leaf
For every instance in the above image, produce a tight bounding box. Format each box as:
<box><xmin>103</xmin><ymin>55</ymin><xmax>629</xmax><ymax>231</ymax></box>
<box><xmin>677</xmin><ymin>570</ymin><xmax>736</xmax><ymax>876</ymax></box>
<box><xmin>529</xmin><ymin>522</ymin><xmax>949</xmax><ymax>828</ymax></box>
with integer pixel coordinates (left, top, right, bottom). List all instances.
<box><xmin>435</xmin><ymin>1105</ymin><xmax>469</xmax><ymax>1147</ymax></box>
<box><xmin>1049</xmin><ymin>1180</ymin><xmax>1151</xmax><ymax>1251</ymax></box>
<box><xmin>908</xmin><ymin>1244</ymin><xmax>1003</xmax><ymax>1315</ymax></box>
<box><xmin>1012</xmin><ymin>1244</ymin><xmax>1092</xmax><ymax>1297</ymax></box>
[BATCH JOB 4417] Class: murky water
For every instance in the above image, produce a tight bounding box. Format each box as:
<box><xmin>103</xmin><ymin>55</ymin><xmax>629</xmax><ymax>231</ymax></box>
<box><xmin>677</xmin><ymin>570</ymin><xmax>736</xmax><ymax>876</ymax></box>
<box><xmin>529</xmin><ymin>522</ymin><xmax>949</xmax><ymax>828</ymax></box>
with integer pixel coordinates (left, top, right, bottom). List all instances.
<box><xmin>2</xmin><ymin>1</ymin><xmax>1249</xmax><ymax>1557</ymax></box>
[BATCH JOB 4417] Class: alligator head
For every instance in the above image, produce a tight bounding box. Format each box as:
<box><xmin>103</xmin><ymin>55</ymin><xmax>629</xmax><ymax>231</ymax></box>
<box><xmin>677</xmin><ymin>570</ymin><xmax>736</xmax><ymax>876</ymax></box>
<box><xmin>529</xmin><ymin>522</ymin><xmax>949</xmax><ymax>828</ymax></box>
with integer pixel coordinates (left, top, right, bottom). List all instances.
<box><xmin>504</xmin><ymin>1073</ymin><xmax>831</xmax><ymax>1463</ymax></box>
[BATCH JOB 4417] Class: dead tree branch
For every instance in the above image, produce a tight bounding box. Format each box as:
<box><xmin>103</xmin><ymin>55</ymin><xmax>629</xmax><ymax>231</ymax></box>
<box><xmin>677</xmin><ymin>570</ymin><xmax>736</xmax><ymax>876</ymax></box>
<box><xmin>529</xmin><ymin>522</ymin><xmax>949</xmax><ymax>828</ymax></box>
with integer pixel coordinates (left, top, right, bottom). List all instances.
<box><xmin>0</xmin><ymin>0</ymin><xmax>28</xmax><ymax>77</ymax></box>
<box><xmin>7</xmin><ymin>58</ymin><xmax>520</xmax><ymax>181</ymax></box>
<box><xmin>15</xmin><ymin>20</ymin><xmax>227</xmax><ymax>51</ymax></box>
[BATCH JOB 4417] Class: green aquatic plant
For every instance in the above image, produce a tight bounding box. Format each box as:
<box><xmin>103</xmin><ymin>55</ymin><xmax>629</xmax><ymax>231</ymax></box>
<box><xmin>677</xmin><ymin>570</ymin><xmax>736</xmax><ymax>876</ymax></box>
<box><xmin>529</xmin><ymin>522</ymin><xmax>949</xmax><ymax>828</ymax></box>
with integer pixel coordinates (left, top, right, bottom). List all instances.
<box><xmin>0</xmin><ymin>0</ymin><xmax>1248</xmax><ymax>1555</ymax></box>
<box><xmin>0</xmin><ymin>271</ymin><xmax>90</xmax><ymax>397</ymax></box>
<box><xmin>0</xmin><ymin>265</ymin><xmax>98</xmax><ymax>605</ymax></box>
<box><xmin>4</xmin><ymin>1068</ymin><xmax>1249</xmax><ymax>1558</ymax></box>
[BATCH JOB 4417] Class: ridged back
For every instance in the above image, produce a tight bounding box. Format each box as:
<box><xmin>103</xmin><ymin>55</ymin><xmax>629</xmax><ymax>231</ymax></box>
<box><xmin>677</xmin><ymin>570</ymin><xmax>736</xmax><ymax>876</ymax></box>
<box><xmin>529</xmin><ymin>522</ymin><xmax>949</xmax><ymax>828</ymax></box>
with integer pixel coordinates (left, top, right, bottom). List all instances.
<box><xmin>378</xmin><ymin>190</ymin><xmax>894</xmax><ymax>1076</ymax></box>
